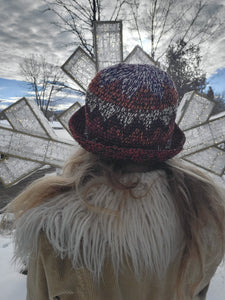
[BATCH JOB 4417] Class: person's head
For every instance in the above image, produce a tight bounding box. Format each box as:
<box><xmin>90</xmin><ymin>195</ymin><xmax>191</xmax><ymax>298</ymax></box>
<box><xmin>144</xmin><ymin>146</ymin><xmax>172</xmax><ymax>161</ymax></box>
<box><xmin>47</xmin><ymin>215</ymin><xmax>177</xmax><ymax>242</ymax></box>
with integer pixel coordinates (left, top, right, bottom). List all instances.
<box><xmin>69</xmin><ymin>63</ymin><xmax>185</xmax><ymax>165</ymax></box>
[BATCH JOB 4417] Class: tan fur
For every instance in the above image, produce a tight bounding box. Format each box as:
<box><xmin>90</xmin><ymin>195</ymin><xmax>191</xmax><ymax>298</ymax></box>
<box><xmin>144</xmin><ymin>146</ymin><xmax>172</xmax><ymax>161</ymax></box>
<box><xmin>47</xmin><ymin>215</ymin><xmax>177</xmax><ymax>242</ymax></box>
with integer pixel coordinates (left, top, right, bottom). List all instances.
<box><xmin>3</xmin><ymin>148</ymin><xmax>225</xmax><ymax>296</ymax></box>
<box><xmin>13</xmin><ymin>170</ymin><xmax>182</xmax><ymax>281</ymax></box>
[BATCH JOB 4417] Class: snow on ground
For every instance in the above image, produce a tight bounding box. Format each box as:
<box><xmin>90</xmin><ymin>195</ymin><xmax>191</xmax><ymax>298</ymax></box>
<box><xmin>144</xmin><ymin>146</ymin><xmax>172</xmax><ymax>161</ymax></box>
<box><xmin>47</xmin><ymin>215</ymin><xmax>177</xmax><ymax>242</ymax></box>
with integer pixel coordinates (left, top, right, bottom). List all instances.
<box><xmin>0</xmin><ymin>231</ymin><xmax>225</xmax><ymax>300</ymax></box>
<box><xmin>207</xmin><ymin>262</ymin><xmax>225</xmax><ymax>300</ymax></box>
<box><xmin>0</xmin><ymin>234</ymin><xmax>26</xmax><ymax>300</ymax></box>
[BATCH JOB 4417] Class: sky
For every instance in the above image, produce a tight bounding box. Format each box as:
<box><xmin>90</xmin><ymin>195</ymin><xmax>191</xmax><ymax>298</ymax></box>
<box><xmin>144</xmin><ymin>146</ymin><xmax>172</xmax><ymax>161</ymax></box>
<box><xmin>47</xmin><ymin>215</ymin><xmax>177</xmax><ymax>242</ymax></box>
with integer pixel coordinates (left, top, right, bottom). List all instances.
<box><xmin>0</xmin><ymin>0</ymin><xmax>225</xmax><ymax>111</ymax></box>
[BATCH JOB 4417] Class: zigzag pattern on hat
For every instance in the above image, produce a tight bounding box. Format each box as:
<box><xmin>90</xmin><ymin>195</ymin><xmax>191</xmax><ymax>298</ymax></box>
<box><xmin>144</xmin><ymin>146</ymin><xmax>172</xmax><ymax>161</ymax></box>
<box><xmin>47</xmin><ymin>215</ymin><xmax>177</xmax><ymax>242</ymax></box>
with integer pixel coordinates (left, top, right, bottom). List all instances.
<box><xmin>87</xmin><ymin>91</ymin><xmax>176</xmax><ymax>129</ymax></box>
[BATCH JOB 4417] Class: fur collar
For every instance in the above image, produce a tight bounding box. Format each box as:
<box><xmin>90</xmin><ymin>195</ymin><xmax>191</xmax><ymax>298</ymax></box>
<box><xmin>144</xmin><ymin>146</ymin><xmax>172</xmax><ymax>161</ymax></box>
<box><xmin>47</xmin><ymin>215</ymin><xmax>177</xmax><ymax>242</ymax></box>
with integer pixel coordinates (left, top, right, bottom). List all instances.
<box><xmin>14</xmin><ymin>170</ymin><xmax>183</xmax><ymax>279</ymax></box>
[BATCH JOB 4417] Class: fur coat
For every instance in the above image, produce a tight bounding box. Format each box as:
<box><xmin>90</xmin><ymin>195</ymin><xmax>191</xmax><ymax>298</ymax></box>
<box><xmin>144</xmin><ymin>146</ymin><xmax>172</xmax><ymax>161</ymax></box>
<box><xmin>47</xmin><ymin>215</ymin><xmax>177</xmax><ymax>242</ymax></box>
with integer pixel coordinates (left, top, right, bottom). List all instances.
<box><xmin>13</xmin><ymin>170</ymin><xmax>223</xmax><ymax>300</ymax></box>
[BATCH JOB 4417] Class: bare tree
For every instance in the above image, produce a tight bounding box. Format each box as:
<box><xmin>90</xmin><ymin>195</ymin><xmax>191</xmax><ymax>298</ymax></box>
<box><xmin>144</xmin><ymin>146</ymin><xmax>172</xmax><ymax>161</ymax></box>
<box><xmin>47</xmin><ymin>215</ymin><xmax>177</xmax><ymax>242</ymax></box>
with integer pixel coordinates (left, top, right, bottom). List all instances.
<box><xmin>44</xmin><ymin>0</ymin><xmax>224</xmax><ymax>63</ymax></box>
<box><xmin>127</xmin><ymin>0</ymin><xmax>143</xmax><ymax>48</ymax></box>
<box><xmin>20</xmin><ymin>55</ymin><xmax>79</xmax><ymax>116</ymax></box>
<box><xmin>133</xmin><ymin>0</ymin><xmax>224</xmax><ymax>62</ymax></box>
<box><xmin>44</xmin><ymin>0</ymin><xmax>128</xmax><ymax>57</ymax></box>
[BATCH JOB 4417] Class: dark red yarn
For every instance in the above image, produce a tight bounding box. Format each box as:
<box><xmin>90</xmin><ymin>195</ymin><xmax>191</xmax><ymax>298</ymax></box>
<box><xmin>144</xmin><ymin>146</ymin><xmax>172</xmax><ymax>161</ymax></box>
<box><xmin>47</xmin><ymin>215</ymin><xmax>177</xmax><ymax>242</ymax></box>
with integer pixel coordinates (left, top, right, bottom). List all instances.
<box><xmin>69</xmin><ymin>64</ymin><xmax>185</xmax><ymax>163</ymax></box>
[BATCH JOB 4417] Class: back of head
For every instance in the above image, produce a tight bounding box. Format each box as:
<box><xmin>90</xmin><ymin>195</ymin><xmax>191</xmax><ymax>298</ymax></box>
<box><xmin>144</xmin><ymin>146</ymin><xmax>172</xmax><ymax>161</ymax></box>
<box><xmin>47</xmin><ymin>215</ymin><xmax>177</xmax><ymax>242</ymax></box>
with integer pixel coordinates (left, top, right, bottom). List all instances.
<box><xmin>69</xmin><ymin>63</ymin><xmax>185</xmax><ymax>163</ymax></box>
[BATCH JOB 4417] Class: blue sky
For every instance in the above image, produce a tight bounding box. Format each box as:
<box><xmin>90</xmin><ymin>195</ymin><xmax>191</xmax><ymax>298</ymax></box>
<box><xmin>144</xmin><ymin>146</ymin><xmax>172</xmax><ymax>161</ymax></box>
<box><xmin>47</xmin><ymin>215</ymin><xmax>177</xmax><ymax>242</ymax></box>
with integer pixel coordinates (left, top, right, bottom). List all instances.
<box><xmin>0</xmin><ymin>78</ymin><xmax>29</xmax><ymax>110</ymax></box>
<box><xmin>0</xmin><ymin>78</ymin><xmax>28</xmax><ymax>99</ymax></box>
<box><xmin>0</xmin><ymin>77</ymin><xmax>84</xmax><ymax>111</ymax></box>
<box><xmin>207</xmin><ymin>68</ymin><xmax>225</xmax><ymax>95</ymax></box>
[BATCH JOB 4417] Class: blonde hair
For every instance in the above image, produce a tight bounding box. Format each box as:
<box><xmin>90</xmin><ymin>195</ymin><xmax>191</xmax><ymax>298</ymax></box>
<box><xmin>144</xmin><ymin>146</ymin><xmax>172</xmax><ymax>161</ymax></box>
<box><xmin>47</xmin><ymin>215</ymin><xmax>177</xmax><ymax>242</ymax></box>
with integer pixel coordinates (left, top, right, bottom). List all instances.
<box><xmin>3</xmin><ymin>147</ymin><xmax>225</xmax><ymax>298</ymax></box>
<box><xmin>165</xmin><ymin>159</ymin><xmax>225</xmax><ymax>297</ymax></box>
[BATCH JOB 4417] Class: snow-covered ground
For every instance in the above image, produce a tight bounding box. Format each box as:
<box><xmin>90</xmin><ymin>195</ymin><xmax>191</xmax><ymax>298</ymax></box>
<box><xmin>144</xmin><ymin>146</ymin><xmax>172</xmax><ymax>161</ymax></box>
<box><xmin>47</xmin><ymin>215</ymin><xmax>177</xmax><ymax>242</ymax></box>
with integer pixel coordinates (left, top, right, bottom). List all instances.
<box><xmin>0</xmin><ymin>231</ymin><xmax>224</xmax><ymax>300</ymax></box>
<box><xmin>0</xmin><ymin>234</ymin><xmax>26</xmax><ymax>300</ymax></box>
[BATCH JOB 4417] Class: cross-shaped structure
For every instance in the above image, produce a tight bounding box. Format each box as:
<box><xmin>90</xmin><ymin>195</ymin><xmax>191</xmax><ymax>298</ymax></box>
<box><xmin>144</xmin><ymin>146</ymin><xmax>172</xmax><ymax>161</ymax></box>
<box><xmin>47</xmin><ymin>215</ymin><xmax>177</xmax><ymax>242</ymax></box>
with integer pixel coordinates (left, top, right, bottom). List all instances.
<box><xmin>176</xmin><ymin>91</ymin><xmax>225</xmax><ymax>184</ymax></box>
<box><xmin>62</xmin><ymin>21</ymin><xmax>156</xmax><ymax>91</ymax></box>
<box><xmin>0</xmin><ymin>21</ymin><xmax>225</xmax><ymax>187</ymax></box>
<box><xmin>0</xmin><ymin>98</ymin><xmax>77</xmax><ymax>186</ymax></box>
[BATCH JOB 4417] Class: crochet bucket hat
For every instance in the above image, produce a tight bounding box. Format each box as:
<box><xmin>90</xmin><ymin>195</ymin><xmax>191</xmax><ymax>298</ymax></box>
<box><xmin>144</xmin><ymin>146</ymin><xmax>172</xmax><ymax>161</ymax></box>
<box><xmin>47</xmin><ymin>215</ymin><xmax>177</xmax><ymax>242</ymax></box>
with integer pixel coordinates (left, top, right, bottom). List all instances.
<box><xmin>69</xmin><ymin>63</ymin><xmax>185</xmax><ymax>162</ymax></box>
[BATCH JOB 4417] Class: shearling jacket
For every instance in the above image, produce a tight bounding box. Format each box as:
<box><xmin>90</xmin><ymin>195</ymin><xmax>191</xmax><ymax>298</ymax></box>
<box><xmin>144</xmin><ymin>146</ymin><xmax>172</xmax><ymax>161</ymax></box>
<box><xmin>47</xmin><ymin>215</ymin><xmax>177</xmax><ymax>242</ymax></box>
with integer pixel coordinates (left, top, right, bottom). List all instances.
<box><xmin>26</xmin><ymin>232</ymin><xmax>219</xmax><ymax>300</ymax></box>
<box><xmin>13</xmin><ymin>171</ymin><xmax>224</xmax><ymax>300</ymax></box>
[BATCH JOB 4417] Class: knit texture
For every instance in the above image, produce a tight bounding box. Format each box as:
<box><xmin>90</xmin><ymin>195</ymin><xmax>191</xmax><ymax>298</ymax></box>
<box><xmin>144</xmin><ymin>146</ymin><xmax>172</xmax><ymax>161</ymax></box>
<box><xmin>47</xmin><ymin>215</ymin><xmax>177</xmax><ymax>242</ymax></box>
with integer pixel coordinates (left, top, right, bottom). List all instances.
<box><xmin>69</xmin><ymin>64</ymin><xmax>185</xmax><ymax>162</ymax></box>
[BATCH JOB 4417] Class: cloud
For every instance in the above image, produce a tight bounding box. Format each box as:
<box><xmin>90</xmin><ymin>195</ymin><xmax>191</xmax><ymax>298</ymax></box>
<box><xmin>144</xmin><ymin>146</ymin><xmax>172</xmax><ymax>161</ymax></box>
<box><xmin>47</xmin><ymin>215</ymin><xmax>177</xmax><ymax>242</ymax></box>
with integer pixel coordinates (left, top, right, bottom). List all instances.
<box><xmin>201</xmin><ymin>37</ymin><xmax>225</xmax><ymax>76</ymax></box>
<box><xmin>0</xmin><ymin>98</ymin><xmax>18</xmax><ymax>103</ymax></box>
<box><xmin>0</xmin><ymin>0</ymin><xmax>72</xmax><ymax>80</ymax></box>
<box><xmin>0</xmin><ymin>0</ymin><xmax>225</xmax><ymax>83</ymax></box>
<box><xmin>0</xmin><ymin>97</ymin><xmax>22</xmax><ymax>111</ymax></box>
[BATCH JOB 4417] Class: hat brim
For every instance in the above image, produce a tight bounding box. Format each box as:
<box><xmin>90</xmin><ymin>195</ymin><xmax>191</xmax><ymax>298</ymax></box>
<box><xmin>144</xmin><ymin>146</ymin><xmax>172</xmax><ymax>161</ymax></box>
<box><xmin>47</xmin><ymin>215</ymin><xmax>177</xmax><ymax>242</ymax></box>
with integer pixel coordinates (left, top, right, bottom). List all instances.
<box><xmin>69</xmin><ymin>106</ymin><xmax>185</xmax><ymax>162</ymax></box>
